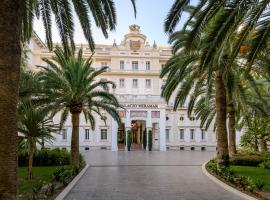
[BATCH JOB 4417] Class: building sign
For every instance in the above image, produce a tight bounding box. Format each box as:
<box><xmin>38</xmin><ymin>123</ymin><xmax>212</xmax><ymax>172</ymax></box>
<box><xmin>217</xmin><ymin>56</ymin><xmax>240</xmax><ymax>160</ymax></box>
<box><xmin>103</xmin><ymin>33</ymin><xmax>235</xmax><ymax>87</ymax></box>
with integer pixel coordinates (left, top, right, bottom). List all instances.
<box><xmin>122</xmin><ymin>103</ymin><xmax>158</xmax><ymax>109</ymax></box>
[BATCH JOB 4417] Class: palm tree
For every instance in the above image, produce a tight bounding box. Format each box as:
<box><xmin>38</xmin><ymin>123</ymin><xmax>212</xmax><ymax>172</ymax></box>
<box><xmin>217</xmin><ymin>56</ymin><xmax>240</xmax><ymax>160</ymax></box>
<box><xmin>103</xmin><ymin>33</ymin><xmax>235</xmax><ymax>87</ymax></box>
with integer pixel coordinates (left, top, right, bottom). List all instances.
<box><xmin>17</xmin><ymin>102</ymin><xmax>58</xmax><ymax>180</ymax></box>
<box><xmin>162</xmin><ymin>10</ymin><xmax>231</xmax><ymax>169</ymax></box>
<box><xmin>38</xmin><ymin>47</ymin><xmax>121</xmax><ymax>166</ymax></box>
<box><xmin>0</xmin><ymin>1</ymin><xmax>136</xmax><ymax>198</ymax></box>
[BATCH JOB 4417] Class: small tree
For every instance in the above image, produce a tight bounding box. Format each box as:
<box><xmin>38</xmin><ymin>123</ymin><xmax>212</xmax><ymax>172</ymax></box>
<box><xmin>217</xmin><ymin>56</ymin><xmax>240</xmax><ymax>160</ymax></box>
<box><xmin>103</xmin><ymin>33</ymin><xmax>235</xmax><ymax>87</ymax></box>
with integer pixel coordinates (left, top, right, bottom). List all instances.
<box><xmin>17</xmin><ymin>102</ymin><xmax>59</xmax><ymax>179</ymax></box>
<box><xmin>143</xmin><ymin>130</ymin><xmax>147</xmax><ymax>150</ymax></box>
<box><xmin>148</xmin><ymin>130</ymin><xmax>152</xmax><ymax>151</ymax></box>
<box><xmin>127</xmin><ymin>130</ymin><xmax>132</xmax><ymax>151</ymax></box>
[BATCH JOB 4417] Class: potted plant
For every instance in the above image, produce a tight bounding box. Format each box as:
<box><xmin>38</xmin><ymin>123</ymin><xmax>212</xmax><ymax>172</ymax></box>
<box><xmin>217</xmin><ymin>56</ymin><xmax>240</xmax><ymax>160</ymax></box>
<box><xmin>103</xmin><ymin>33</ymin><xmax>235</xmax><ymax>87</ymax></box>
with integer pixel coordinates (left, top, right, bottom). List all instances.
<box><xmin>127</xmin><ymin>130</ymin><xmax>132</xmax><ymax>151</ymax></box>
<box><xmin>148</xmin><ymin>130</ymin><xmax>152</xmax><ymax>151</ymax></box>
<box><xmin>143</xmin><ymin>130</ymin><xmax>147</xmax><ymax>150</ymax></box>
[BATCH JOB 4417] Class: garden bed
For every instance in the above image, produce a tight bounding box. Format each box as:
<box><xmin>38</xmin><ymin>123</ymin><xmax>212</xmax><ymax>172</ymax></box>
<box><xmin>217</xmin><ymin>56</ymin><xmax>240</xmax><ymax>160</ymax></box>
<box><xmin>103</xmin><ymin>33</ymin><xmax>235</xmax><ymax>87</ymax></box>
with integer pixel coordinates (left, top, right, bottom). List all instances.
<box><xmin>206</xmin><ymin>159</ymin><xmax>270</xmax><ymax>200</ymax></box>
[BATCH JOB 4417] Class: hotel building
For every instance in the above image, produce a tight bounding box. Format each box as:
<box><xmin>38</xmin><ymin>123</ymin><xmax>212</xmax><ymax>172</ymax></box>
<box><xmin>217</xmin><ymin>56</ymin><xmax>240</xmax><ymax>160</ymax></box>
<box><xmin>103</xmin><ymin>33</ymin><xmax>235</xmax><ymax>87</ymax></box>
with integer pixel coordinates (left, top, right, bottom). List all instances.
<box><xmin>27</xmin><ymin>24</ymin><xmax>241</xmax><ymax>151</ymax></box>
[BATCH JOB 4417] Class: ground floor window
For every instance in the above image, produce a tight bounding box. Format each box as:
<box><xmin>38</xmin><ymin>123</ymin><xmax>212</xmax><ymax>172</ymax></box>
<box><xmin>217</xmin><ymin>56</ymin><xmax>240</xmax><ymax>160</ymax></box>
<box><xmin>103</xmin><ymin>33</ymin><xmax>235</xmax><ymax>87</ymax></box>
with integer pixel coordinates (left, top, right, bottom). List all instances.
<box><xmin>85</xmin><ymin>129</ymin><xmax>90</xmax><ymax>140</ymax></box>
<box><xmin>190</xmin><ymin>129</ymin><xmax>195</xmax><ymax>140</ymax></box>
<box><xmin>62</xmin><ymin>129</ymin><xmax>67</xmax><ymax>141</ymax></box>
<box><xmin>166</xmin><ymin>129</ymin><xmax>170</xmax><ymax>141</ymax></box>
<box><xmin>180</xmin><ymin>129</ymin><xmax>184</xmax><ymax>140</ymax></box>
<box><xmin>101</xmin><ymin>129</ymin><xmax>107</xmax><ymax>140</ymax></box>
<box><xmin>201</xmin><ymin>129</ymin><xmax>205</xmax><ymax>140</ymax></box>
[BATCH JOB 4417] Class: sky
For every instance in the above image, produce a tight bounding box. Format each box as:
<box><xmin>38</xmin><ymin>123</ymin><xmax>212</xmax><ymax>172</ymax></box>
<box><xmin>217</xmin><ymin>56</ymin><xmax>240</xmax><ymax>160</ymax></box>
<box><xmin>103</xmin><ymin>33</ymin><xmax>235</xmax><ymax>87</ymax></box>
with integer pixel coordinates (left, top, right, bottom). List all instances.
<box><xmin>34</xmin><ymin>0</ymin><xmax>194</xmax><ymax>46</ymax></box>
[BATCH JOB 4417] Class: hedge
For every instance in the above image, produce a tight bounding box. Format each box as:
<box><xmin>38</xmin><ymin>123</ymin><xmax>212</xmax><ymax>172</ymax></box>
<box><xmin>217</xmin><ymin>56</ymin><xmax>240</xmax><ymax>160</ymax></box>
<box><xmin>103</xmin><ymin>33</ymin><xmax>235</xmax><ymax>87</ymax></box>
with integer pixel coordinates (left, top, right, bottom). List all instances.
<box><xmin>230</xmin><ymin>154</ymin><xmax>267</xmax><ymax>166</ymax></box>
<box><xmin>19</xmin><ymin>148</ymin><xmax>70</xmax><ymax>167</ymax></box>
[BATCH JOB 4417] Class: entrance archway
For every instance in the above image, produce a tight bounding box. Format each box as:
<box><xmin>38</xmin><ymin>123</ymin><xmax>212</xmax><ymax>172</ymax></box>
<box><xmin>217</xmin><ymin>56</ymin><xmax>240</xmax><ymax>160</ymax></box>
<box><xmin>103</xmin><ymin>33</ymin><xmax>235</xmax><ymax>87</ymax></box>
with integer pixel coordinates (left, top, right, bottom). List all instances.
<box><xmin>117</xmin><ymin>120</ymin><xmax>147</xmax><ymax>150</ymax></box>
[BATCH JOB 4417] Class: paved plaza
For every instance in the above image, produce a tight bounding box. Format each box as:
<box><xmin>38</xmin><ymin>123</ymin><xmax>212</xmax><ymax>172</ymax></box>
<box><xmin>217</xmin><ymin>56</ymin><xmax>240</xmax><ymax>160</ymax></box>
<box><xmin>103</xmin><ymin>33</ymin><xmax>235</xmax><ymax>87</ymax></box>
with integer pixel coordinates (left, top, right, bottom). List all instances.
<box><xmin>65</xmin><ymin>150</ymin><xmax>243</xmax><ymax>200</ymax></box>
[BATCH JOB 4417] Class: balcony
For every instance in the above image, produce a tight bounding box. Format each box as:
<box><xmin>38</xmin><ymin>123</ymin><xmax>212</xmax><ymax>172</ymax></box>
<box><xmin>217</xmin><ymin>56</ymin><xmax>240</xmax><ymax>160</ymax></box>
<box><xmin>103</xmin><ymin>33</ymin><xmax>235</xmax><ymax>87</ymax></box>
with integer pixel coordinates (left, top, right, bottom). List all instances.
<box><xmin>115</xmin><ymin>94</ymin><xmax>165</xmax><ymax>103</ymax></box>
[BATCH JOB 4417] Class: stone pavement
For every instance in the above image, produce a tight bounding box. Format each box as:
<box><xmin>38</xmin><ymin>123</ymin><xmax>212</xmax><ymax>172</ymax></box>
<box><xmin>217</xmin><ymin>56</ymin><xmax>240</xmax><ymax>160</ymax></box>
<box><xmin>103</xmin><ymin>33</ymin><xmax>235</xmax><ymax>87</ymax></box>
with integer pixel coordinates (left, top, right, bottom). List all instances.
<box><xmin>65</xmin><ymin>150</ymin><xmax>243</xmax><ymax>200</ymax></box>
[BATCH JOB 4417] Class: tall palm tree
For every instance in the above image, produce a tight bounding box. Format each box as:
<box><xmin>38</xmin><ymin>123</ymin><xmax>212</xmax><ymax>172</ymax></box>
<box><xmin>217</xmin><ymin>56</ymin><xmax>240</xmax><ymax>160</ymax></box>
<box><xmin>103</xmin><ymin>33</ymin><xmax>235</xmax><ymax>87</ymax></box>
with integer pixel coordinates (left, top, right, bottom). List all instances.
<box><xmin>0</xmin><ymin>1</ymin><xmax>136</xmax><ymax>198</ymax></box>
<box><xmin>17</xmin><ymin>102</ymin><xmax>58</xmax><ymax>180</ymax></box>
<box><xmin>38</xmin><ymin>47</ymin><xmax>121</xmax><ymax>166</ymax></box>
<box><xmin>162</xmin><ymin>9</ymin><xmax>231</xmax><ymax>169</ymax></box>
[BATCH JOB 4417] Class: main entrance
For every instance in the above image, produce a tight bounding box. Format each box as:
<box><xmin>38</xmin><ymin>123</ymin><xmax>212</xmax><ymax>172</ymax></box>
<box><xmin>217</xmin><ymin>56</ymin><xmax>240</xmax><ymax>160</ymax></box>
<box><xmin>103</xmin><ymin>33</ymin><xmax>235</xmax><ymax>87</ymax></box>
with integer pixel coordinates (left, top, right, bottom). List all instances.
<box><xmin>117</xmin><ymin>120</ymin><xmax>146</xmax><ymax>150</ymax></box>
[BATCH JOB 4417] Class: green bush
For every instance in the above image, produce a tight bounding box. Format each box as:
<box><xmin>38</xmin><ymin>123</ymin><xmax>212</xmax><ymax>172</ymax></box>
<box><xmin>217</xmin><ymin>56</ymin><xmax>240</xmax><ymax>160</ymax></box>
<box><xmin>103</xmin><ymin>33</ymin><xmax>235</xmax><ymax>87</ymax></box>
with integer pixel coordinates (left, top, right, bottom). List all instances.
<box><xmin>19</xmin><ymin>148</ymin><xmax>70</xmax><ymax>167</ymax></box>
<box><xmin>230</xmin><ymin>154</ymin><xmax>266</xmax><ymax>166</ymax></box>
<box><xmin>258</xmin><ymin>160</ymin><xmax>270</xmax><ymax>169</ymax></box>
<box><xmin>127</xmin><ymin>130</ymin><xmax>132</xmax><ymax>151</ymax></box>
<box><xmin>148</xmin><ymin>130</ymin><xmax>152</xmax><ymax>151</ymax></box>
<box><xmin>143</xmin><ymin>130</ymin><xmax>147</xmax><ymax>150</ymax></box>
<box><xmin>254</xmin><ymin>179</ymin><xmax>265</xmax><ymax>190</ymax></box>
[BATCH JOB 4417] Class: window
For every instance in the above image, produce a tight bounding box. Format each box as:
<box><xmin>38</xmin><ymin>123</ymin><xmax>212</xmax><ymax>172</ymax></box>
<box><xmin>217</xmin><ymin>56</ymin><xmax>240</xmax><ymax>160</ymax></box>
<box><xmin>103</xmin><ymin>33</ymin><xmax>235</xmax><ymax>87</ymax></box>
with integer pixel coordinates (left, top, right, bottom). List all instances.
<box><xmin>85</xmin><ymin>129</ymin><xmax>90</xmax><ymax>140</ymax></box>
<box><xmin>101</xmin><ymin>129</ymin><xmax>107</xmax><ymax>140</ymax></box>
<box><xmin>201</xmin><ymin>130</ymin><xmax>205</xmax><ymax>140</ymax></box>
<box><xmin>179</xmin><ymin>116</ymin><xmax>184</xmax><ymax>121</ymax></box>
<box><xmin>180</xmin><ymin>129</ymin><xmax>184</xmax><ymax>140</ymax></box>
<box><xmin>166</xmin><ymin>129</ymin><xmax>170</xmax><ymax>141</ymax></box>
<box><xmin>132</xmin><ymin>79</ymin><xmax>138</xmax><ymax>88</ymax></box>
<box><xmin>132</xmin><ymin>61</ymin><xmax>138</xmax><ymax>70</ymax></box>
<box><xmin>190</xmin><ymin>129</ymin><xmax>195</xmax><ymax>140</ymax></box>
<box><xmin>145</xmin><ymin>79</ymin><xmax>151</xmax><ymax>88</ymax></box>
<box><xmin>161</xmin><ymin>64</ymin><xmax>165</xmax><ymax>69</ymax></box>
<box><xmin>189</xmin><ymin>117</ymin><xmax>196</xmax><ymax>121</ymax></box>
<box><xmin>119</xmin><ymin>79</ymin><xmax>125</xmax><ymax>88</ymax></box>
<box><xmin>120</xmin><ymin>60</ymin><xmax>125</xmax><ymax>70</ymax></box>
<box><xmin>62</xmin><ymin>129</ymin><xmax>67</xmax><ymax>140</ymax></box>
<box><xmin>146</xmin><ymin>61</ymin><xmax>151</xmax><ymax>70</ymax></box>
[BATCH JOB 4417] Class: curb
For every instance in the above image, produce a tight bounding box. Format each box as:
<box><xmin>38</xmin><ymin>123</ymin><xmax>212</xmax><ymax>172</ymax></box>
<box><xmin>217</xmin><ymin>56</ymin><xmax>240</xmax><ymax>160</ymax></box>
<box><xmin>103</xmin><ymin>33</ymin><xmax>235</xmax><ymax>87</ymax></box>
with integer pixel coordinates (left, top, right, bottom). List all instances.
<box><xmin>55</xmin><ymin>164</ymin><xmax>89</xmax><ymax>200</ymax></box>
<box><xmin>202</xmin><ymin>162</ymin><xmax>257</xmax><ymax>200</ymax></box>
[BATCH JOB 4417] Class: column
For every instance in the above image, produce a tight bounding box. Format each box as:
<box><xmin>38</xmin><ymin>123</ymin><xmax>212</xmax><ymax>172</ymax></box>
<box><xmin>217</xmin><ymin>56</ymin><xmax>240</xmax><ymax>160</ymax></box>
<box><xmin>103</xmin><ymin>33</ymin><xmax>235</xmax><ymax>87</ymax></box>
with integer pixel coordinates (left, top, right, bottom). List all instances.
<box><xmin>159</xmin><ymin>109</ymin><xmax>166</xmax><ymax>151</ymax></box>
<box><xmin>111</xmin><ymin>119</ymin><xmax>118</xmax><ymax>151</ymax></box>
<box><xmin>146</xmin><ymin>110</ymin><xmax>152</xmax><ymax>151</ymax></box>
<box><xmin>125</xmin><ymin>110</ymin><xmax>131</xmax><ymax>151</ymax></box>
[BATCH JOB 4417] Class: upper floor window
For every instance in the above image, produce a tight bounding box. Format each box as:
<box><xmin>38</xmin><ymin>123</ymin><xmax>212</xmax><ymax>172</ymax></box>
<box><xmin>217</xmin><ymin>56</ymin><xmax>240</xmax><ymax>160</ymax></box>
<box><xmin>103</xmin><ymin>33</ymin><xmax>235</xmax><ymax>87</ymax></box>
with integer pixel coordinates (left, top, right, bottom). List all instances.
<box><xmin>166</xmin><ymin>129</ymin><xmax>170</xmax><ymax>141</ymax></box>
<box><xmin>190</xmin><ymin>129</ymin><xmax>195</xmax><ymax>140</ymax></box>
<box><xmin>189</xmin><ymin>116</ymin><xmax>196</xmax><ymax>121</ymax></box>
<box><xmin>201</xmin><ymin>129</ymin><xmax>205</xmax><ymax>140</ymax></box>
<box><xmin>146</xmin><ymin>61</ymin><xmax>151</xmax><ymax>70</ymax></box>
<box><xmin>179</xmin><ymin>116</ymin><xmax>184</xmax><ymax>121</ymax></box>
<box><xmin>119</xmin><ymin>79</ymin><xmax>125</xmax><ymax>88</ymax></box>
<box><xmin>161</xmin><ymin>64</ymin><xmax>165</xmax><ymax>69</ymax></box>
<box><xmin>62</xmin><ymin>129</ymin><xmax>67</xmax><ymax>141</ymax></box>
<box><xmin>132</xmin><ymin>61</ymin><xmax>138</xmax><ymax>70</ymax></box>
<box><xmin>180</xmin><ymin>129</ymin><xmax>185</xmax><ymax>140</ymax></box>
<box><xmin>145</xmin><ymin>79</ymin><xmax>151</xmax><ymax>88</ymax></box>
<box><xmin>132</xmin><ymin>79</ymin><xmax>138</xmax><ymax>88</ymax></box>
<box><xmin>120</xmin><ymin>60</ymin><xmax>125</xmax><ymax>70</ymax></box>
<box><xmin>101</xmin><ymin>129</ymin><xmax>107</xmax><ymax>140</ymax></box>
<box><xmin>85</xmin><ymin>129</ymin><xmax>90</xmax><ymax>140</ymax></box>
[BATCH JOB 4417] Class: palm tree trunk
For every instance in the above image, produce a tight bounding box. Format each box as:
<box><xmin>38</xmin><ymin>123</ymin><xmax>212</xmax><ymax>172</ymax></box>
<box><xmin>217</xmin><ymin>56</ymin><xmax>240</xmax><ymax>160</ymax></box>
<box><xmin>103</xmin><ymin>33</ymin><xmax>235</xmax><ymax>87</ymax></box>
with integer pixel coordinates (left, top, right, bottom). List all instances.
<box><xmin>71</xmin><ymin>113</ymin><xmax>80</xmax><ymax>166</ymax></box>
<box><xmin>227</xmin><ymin>102</ymin><xmax>237</xmax><ymax>156</ymax></box>
<box><xmin>0</xmin><ymin>1</ymin><xmax>24</xmax><ymax>199</ymax></box>
<box><xmin>260</xmin><ymin>137</ymin><xmax>267</xmax><ymax>152</ymax></box>
<box><xmin>28</xmin><ymin>141</ymin><xmax>34</xmax><ymax>180</ymax></box>
<box><xmin>215</xmin><ymin>69</ymin><xmax>229</xmax><ymax>169</ymax></box>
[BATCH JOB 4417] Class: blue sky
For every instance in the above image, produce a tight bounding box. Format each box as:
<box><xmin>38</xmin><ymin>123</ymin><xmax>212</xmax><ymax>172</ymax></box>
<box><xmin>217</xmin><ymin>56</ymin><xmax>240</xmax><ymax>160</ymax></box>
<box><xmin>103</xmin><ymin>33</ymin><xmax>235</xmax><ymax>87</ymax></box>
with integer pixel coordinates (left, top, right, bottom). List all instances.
<box><xmin>34</xmin><ymin>0</ymin><xmax>195</xmax><ymax>46</ymax></box>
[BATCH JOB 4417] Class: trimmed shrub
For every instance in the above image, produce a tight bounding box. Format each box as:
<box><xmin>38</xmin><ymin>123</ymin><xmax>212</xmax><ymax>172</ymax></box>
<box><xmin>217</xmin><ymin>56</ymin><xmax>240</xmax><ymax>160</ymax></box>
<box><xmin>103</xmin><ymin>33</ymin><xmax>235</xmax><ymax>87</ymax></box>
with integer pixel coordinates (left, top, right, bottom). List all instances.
<box><xmin>143</xmin><ymin>130</ymin><xmax>147</xmax><ymax>150</ymax></box>
<box><xmin>230</xmin><ymin>154</ymin><xmax>266</xmax><ymax>166</ymax></box>
<box><xmin>19</xmin><ymin>148</ymin><xmax>70</xmax><ymax>167</ymax></box>
<box><xmin>127</xmin><ymin>130</ymin><xmax>132</xmax><ymax>151</ymax></box>
<box><xmin>148</xmin><ymin>130</ymin><xmax>152</xmax><ymax>151</ymax></box>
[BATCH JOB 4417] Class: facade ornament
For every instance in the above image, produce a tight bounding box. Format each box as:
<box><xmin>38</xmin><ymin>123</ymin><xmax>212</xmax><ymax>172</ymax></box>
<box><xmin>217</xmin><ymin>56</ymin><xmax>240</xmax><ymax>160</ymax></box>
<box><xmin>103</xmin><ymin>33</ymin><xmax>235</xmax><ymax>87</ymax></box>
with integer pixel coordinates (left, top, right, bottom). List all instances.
<box><xmin>113</xmin><ymin>39</ymin><xmax>117</xmax><ymax>47</ymax></box>
<box><xmin>153</xmin><ymin>40</ymin><xmax>157</xmax><ymax>49</ymax></box>
<box><xmin>129</xmin><ymin>24</ymin><xmax>141</xmax><ymax>32</ymax></box>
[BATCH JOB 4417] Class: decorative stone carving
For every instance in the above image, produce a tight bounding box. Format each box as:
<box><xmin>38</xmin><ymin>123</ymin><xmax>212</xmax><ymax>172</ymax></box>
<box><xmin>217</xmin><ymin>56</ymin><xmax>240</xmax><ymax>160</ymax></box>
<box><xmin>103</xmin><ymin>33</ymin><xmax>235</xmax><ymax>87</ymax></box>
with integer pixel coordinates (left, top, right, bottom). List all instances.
<box><xmin>130</xmin><ymin>40</ymin><xmax>141</xmax><ymax>51</ymax></box>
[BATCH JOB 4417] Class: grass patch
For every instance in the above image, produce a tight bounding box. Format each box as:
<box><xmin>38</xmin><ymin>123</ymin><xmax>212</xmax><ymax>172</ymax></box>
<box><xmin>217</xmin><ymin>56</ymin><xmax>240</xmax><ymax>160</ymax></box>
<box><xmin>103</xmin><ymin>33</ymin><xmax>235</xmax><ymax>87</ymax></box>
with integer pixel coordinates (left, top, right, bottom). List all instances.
<box><xmin>231</xmin><ymin>166</ymin><xmax>270</xmax><ymax>192</ymax></box>
<box><xmin>18</xmin><ymin>166</ymin><xmax>59</xmax><ymax>199</ymax></box>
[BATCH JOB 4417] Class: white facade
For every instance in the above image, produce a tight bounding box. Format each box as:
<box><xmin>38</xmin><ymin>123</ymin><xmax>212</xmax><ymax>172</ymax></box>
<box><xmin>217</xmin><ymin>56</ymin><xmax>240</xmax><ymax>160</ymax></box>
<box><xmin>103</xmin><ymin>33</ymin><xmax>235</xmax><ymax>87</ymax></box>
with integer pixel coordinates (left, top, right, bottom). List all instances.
<box><xmin>28</xmin><ymin>25</ymin><xmax>241</xmax><ymax>151</ymax></box>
